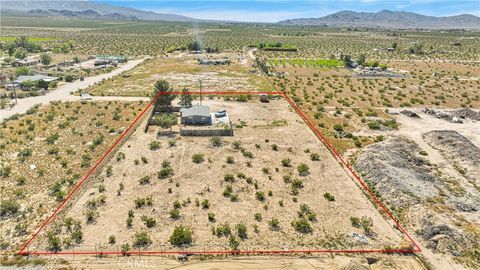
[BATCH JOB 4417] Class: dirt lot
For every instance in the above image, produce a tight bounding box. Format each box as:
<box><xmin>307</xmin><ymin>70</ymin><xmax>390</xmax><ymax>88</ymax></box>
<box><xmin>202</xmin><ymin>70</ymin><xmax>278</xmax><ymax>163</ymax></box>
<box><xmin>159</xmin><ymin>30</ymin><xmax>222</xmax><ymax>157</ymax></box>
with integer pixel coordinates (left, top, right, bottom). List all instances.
<box><xmin>83</xmin><ymin>54</ymin><xmax>272</xmax><ymax>97</ymax></box>
<box><xmin>0</xmin><ymin>100</ymin><xmax>145</xmax><ymax>252</ymax></box>
<box><xmin>30</xmin><ymin>98</ymin><xmax>409</xmax><ymax>254</ymax></box>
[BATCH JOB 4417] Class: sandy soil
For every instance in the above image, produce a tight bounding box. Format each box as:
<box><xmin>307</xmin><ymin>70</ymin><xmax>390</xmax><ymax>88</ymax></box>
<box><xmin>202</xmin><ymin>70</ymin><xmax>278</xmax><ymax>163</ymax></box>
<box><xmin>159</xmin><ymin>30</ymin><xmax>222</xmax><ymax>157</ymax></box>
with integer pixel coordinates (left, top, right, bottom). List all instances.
<box><xmin>31</xmin><ymin>99</ymin><xmax>409</xmax><ymax>253</ymax></box>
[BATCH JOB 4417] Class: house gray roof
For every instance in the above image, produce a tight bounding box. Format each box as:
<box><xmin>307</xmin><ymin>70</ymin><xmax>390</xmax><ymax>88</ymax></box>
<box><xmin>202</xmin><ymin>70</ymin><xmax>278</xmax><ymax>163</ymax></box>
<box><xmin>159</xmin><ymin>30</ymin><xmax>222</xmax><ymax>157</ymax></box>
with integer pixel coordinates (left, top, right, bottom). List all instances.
<box><xmin>181</xmin><ymin>105</ymin><xmax>211</xmax><ymax>118</ymax></box>
<box><xmin>15</xmin><ymin>75</ymin><xmax>58</xmax><ymax>83</ymax></box>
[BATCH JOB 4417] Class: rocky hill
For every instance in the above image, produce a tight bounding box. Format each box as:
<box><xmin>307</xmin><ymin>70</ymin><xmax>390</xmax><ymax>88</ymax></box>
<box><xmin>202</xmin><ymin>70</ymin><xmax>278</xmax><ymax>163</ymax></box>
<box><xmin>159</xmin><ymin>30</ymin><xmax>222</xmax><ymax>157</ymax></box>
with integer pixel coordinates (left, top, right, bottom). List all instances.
<box><xmin>1</xmin><ymin>0</ymin><xmax>197</xmax><ymax>22</ymax></box>
<box><xmin>278</xmin><ymin>10</ymin><xmax>480</xmax><ymax>29</ymax></box>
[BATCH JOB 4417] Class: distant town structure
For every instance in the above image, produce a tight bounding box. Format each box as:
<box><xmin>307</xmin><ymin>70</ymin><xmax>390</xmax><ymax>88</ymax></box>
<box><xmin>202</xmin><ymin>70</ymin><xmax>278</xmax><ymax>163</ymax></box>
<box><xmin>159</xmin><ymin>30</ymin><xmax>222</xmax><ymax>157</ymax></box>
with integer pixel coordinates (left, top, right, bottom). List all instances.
<box><xmin>94</xmin><ymin>55</ymin><xmax>127</xmax><ymax>66</ymax></box>
<box><xmin>180</xmin><ymin>104</ymin><xmax>212</xmax><ymax>125</ymax></box>
<box><xmin>199</xmin><ymin>59</ymin><xmax>231</xmax><ymax>65</ymax></box>
<box><xmin>14</xmin><ymin>75</ymin><xmax>58</xmax><ymax>84</ymax></box>
<box><xmin>12</xmin><ymin>57</ymin><xmax>38</xmax><ymax>67</ymax></box>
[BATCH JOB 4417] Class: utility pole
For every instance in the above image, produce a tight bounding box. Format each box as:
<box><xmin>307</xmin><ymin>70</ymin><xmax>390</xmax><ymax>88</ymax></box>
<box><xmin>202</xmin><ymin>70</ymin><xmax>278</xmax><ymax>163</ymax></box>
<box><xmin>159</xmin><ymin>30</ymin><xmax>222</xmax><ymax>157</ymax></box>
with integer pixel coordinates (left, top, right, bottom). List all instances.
<box><xmin>9</xmin><ymin>73</ymin><xmax>17</xmax><ymax>104</ymax></box>
<box><xmin>199</xmin><ymin>79</ymin><xmax>202</xmax><ymax>106</ymax></box>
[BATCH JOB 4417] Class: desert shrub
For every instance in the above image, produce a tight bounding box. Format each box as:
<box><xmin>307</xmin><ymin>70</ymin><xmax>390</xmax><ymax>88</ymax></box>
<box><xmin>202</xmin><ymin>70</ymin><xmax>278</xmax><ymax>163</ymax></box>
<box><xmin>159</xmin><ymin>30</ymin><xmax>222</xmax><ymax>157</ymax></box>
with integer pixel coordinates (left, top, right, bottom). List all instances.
<box><xmin>223</xmin><ymin>185</ymin><xmax>233</xmax><ymax>197</ymax></box>
<box><xmin>291</xmin><ymin>219</ymin><xmax>313</xmax><ymax>234</ymax></box>
<box><xmin>232</xmin><ymin>141</ymin><xmax>241</xmax><ymax>150</ymax></box>
<box><xmin>360</xmin><ymin>216</ymin><xmax>374</xmax><ymax>235</ymax></box>
<box><xmin>310</xmin><ymin>153</ymin><xmax>320</xmax><ymax>161</ymax></box>
<box><xmin>139</xmin><ymin>176</ymin><xmax>151</xmax><ymax>185</ymax></box>
<box><xmin>157</xmin><ymin>160</ymin><xmax>174</xmax><ymax>179</ymax></box>
<box><xmin>208</xmin><ymin>212</ymin><xmax>216</xmax><ymax>222</ymax></box>
<box><xmin>236</xmin><ymin>223</ymin><xmax>248</xmax><ymax>239</ymax></box>
<box><xmin>323</xmin><ymin>192</ymin><xmax>335</xmax><ymax>201</ymax></box>
<box><xmin>70</xmin><ymin>228</ymin><xmax>83</xmax><ymax>244</ymax></box>
<box><xmin>47</xmin><ymin>231</ymin><xmax>62</xmax><ymax>251</ymax></box>
<box><xmin>291</xmin><ymin>178</ymin><xmax>304</xmax><ymax>189</ymax></box>
<box><xmin>210</xmin><ymin>136</ymin><xmax>223</xmax><ymax>147</ymax></box>
<box><xmin>226</xmin><ymin>156</ymin><xmax>234</xmax><ymax>164</ymax></box>
<box><xmin>298</xmin><ymin>204</ymin><xmax>316</xmax><ymax>221</ymax></box>
<box><xmin>169</xmin><ymin>225</ymin><xmax>194</xmax><ymax>246</ymax></box>
<box><xmin>133</xmin><ymin>232</ymin><xmax>152</xmax><ymax>248</ymax></box>
<box><xmin>229</xmin><ymin>236</ymin><xmax>240</xmax><ymax>250</ymax></box>
<box><xmin>192</xmin><ymin>153</ymin><xmax>205</xmax><ymax>163</ymax></box>
<box><xmin>367</xmin><ymin>121</ymin><xmax>381</xmax><ymax>130</ymax></box>
<box><xmin>86</xmin><ymin>209</ymin><xmax>98</xmax><ymax>224</ymax></box>
<box><xmin>255</xmin><ymin>191</ymin><xmax>265</xmax><ymax>202</ymax></box>
<box><xmin>149</xmin><ymin>141</ymin><xmax>161</xmax><ymax>150</ymax></box>
<box><xmin>134</xmin><ymin>197</ymin><xmax>153</xmax><ymax>208</ymax></box>
<box><xmin>241</xmin><ymin>149</ymin><xmax>254</xmax><ymax>158</ymax></box>
<box><xmin>169</xmin><ymin>209</ymin><xmax>180</xmax><ymax>219</ymax></box>
<box><xmin>224</xmin><ymin>173</ymin><xmax>235</xmax><ymax>183</ymax></box>
<box><xmin>281</xmin><ymin>158</ymin><xmax>291</xmax><ymax>167</ymax></box>
<box><xmin>0</xmin><ymin>199</ymin><xmax>20</xmax><ymax>217</ymax></box>
<box><xmin>45</xmin><ymin>132</ymin><xmax>59</xmax><ymax>144</ymax></box>
<box><xmin>121</xmin><ymin>243</ymin><xmax>130</xmax><ymax>255</ymax></box>
<box><xmin>350</xmin><ymin>216</ymin><xmax>360</xmax><ymax>227</ymax></box>
<box><xmin>297</xmin><ymin>163</ymin><xmax>310</xmax><ymax>176</ymax></box>
<box><xmin>214</xmin><ymin>223</ymin><xmax>232</xmax><ymax>237</ymax></box>
<box><xmin>268</xmin><ymin>219</ymin><xmax>280</xmax><ymax>231</ymax></box>
<box><xmin>254</xmin><ymin>213</ymin><xmax>262</xmax><ymax>221</ymax></box>
<box><xmin>126</xmin><ymin>216</ymin><xmax>133</xmax><ymax>228</ymax></box>
<box><xmin>201</xmin><ymin>199</ymin><xmax>210</xmax><ymax>209</ymax></box>
<box><xmin>109</xmin><ymin>235</ymin><xmax>116</xmax><ymax>244</ymax></box>
<box><xmin>271</xmin><ymin>144</ymin><xmax>278</xmax><ymax>151</ymax></box>
<box><xmin>141</xmin><ymin>216</ymin><xmax>156</xmax><ymax>228</ymax></box>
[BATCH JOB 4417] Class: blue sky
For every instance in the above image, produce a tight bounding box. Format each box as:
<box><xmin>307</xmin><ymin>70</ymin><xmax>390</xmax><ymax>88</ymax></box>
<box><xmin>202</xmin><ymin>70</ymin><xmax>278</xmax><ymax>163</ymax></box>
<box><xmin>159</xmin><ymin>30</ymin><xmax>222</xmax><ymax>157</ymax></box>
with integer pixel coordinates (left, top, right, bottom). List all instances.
<box><xmin>96</xmin><ymin>1</ymin><xmax>480</xmax><ymax>22</ymax></box>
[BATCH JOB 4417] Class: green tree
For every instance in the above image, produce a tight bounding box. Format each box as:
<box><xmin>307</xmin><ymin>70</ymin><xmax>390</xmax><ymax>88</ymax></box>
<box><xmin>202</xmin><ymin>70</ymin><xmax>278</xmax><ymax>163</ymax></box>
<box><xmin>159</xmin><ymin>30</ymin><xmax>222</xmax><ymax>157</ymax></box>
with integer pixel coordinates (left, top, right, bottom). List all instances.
<box><xmin>187</xmin><ymin>41</ymin><xmax>201</xmax><ymax>51</ymax></box>
<box><xmin>153</xmin><ymin>80</ymin><xmax>176</xmax><ymax>109</ymax></box>
<box><xmin>37</xmin><ymin>79</ymin><xmax>49</xmax><ymax>90</ymax></box>
<box><xmin>169</xmin><ymin>225</ymin><xmax>194</xmax><ymax>246</ymax></box>
<box><xmin>356</xmin><ymin>53</ymin><xmax>366</xmax><ymax>66</ymax></box>
<box><xmin>155</xmin><ymin>114</ymin><xmax>177</xmax><ymax>133</ymax></box>
<box><xmin>40</xmin><ymin>53</ymin><xmax>52</xmax><ymax>65</ymax></box>
<box><xmin>16</xmin><ymin>66</ymin><xmax>31</xmax><ymax>76</ymax></box>
<box><xmin>13</xmin><ymin>48</ymin><xmax>27</xmax><ymax>59</ymax></box>
<box><xmin>180</xmin><ymin>87</ymin><xmax>193</xmax><ymax>107</ymax></box>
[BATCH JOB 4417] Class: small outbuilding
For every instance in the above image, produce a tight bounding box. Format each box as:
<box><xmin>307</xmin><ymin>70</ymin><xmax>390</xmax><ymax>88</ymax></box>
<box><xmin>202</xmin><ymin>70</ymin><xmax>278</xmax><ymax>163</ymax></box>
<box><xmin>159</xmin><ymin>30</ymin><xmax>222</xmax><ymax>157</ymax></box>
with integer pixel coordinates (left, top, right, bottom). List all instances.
<box><xmin>180</xmin><ymin>105</ymin><xmax>212</xmax><ymax>125</ymax></box>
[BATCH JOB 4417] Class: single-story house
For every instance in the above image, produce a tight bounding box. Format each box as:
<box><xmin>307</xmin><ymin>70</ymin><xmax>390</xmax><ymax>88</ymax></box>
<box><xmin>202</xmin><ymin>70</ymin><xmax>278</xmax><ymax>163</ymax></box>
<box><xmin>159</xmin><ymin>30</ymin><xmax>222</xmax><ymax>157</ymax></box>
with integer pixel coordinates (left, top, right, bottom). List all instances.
<box><xmin>95</xmin><ymin>55</ymin><xmax>127</xmax><ymax>66</ymax></box>
<box><xmin>12</xmin><ymin>58</ymin><xmax>38</xmax><ymax>67</ymax></box>
<box><xmin>199</xmin><ymin>59</ymin><xmax>231</xmax><ymax>65</ymax></box>
<box><xmin>13</xmin><ymin>75</ymin><xmax>59</xmax><ymax>90</ymax></box>
<box><xmin>15</xmin><ymin>75</ymin><xmax>59</xmax><ymax>84</ymax></box>
<box><xmin>180</xmin><ymin>105</ymin><xmax>212</xmax><ymax>125</ymax></box>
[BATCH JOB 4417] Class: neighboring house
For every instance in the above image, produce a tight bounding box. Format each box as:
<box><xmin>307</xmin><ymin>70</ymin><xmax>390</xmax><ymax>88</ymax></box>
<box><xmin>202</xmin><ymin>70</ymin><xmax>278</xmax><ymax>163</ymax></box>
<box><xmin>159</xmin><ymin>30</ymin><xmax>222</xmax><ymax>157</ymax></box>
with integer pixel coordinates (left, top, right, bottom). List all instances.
<box><xmin>180</xmin><ymin>105</ymin><xmax>212</xmax><ymax>125</ymax></box>
<box><xmin>14</xmin><ymin>75</ymin><xmax>58</xmax><ymax>90</ymax></box>
<box><xmin>94</xmin><ymin>55</ymin><xmax>127</xmax><ymax>66</ymax></box>
<box><xmin>199</xmin><ymin>59</ymin><xmax>231</xmax><ymax>65</ymax></box>
<box><xmin>12</xmin><ymin>58</ymin><xmax>39</xmax><ymax>67</ymax></box>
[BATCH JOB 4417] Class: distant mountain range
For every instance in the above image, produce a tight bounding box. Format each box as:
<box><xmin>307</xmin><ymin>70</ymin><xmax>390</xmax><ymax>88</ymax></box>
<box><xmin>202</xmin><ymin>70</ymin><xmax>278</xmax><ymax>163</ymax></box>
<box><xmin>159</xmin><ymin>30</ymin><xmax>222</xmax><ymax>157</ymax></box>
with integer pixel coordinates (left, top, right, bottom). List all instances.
<box><xmin>1</xmin><ymin>0</ymin><xmax>197</xmax><ymax>22</ymax></box>
<box><xmin>27</xmin><ymin>9</ymin><xmax>140</xmax><ymax>20</ymax></box>
<box><xmin>278</xmin><ymin>10</ymin><xmax>480</xmax><ymax>29</ymax></box>
<box><xmin>1</xmin><ymin>1</ymin><xmax>479</xmax><ymax>28</ymax></box>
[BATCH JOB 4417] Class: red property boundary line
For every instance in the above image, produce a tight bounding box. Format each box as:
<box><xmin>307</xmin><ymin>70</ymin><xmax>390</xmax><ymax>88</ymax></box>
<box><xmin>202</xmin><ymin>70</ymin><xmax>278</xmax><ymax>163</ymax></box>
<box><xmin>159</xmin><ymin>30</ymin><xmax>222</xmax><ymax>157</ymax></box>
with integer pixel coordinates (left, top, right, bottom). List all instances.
<box><xmin>18</xmin><ymin>91</ymin><xmax>421</xmax><ymax>256</ymax></box>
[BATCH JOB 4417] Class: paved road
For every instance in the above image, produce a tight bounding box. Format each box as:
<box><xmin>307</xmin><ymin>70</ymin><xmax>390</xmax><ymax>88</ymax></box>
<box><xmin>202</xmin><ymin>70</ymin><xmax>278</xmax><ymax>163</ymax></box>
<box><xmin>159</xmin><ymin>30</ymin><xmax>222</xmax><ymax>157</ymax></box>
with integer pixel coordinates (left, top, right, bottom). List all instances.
<box><xmin>1</xmin><ymin>58</ymin><xmax>148</xmax><ymax>122</ymax></box>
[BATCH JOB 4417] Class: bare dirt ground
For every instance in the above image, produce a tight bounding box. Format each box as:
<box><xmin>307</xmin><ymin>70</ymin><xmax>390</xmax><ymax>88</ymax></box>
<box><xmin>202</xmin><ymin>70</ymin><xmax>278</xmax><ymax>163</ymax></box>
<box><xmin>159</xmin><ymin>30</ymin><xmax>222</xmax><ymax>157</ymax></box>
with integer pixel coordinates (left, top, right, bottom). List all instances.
<box><xmin>25</xmin><ymin>253</ymin><xmax>426</xmax><ymax>270</ymax></box>
<box><xmin>30</xmin><ymin>98</ymin><xmax>409</xmax><ymax>254</ymax></box>
<box><xmin>355</xmin><ymin>109</ymin><xmax>480</xmax><ymax>269</ymax></box>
